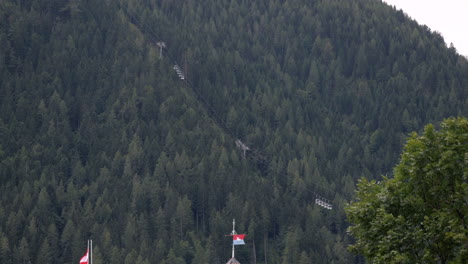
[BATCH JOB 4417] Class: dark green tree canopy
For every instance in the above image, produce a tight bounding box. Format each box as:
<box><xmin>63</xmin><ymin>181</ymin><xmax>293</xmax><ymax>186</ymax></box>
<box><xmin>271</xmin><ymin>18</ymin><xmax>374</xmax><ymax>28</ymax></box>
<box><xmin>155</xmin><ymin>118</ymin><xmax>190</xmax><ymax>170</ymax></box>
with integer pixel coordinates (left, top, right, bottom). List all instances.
<box><xmin>346</xmin><ymin>117</ymin><xmax>468</xmax><ymax>263</ymax></box>
<box><xmin>0</xmin><ymin>0</ymin><xmax>467</xmax><ymax>263</ymax></box>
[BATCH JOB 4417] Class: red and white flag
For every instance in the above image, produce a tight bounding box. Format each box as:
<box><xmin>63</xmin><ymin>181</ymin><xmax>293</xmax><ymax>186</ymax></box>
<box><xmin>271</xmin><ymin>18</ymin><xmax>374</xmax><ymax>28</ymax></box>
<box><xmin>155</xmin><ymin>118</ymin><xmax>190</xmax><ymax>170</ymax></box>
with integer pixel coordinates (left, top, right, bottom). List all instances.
<box><xmin>80</xmin><ymin>249</ymin><xmax>89</xmax><ymax>264</ymax></box>
<box><xmin>233</xmin><ymin>234</ymin><xmax>246</xmax><ymax>245</ymax></box>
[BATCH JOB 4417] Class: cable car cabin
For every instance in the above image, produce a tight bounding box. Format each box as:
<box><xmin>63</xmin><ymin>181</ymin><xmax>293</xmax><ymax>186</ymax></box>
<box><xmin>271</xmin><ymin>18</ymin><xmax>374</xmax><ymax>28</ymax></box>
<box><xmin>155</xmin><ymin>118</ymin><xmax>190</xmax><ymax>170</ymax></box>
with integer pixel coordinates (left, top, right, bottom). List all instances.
<box><xmin>173</xmin><ymin>64</ymin><xmax>185</xmax><ymax>79</ymax></box>
<box><xmin>315</xmin><ymin>198</ymin><xmax>332</xmax><ymax>210</ymax></box>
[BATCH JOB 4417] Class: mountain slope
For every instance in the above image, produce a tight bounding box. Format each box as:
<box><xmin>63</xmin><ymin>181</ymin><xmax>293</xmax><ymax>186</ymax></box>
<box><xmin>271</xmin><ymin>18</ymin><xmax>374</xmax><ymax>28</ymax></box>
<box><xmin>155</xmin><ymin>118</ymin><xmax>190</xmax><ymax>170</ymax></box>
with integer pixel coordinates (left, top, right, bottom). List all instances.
<box><xmin>0</xmin><ymin>0</ymin><xmax>466</xmax><ymax>263</ymax></box>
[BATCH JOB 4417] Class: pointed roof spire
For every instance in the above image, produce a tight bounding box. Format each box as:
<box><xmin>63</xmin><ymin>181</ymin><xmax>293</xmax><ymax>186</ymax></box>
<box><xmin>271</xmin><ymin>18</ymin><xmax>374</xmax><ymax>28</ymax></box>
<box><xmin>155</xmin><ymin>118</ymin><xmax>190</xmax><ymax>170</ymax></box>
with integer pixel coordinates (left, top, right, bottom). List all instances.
<box><xmin>226</xmin><ymin>257</ymin><xmax>241</xmax><ymax>264</ymax></box>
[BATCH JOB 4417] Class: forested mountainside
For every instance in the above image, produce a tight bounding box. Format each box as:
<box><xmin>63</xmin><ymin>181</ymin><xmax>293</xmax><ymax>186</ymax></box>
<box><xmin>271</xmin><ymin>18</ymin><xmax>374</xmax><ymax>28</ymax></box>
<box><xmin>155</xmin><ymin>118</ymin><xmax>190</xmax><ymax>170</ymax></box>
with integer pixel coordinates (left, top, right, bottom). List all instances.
<box><xmin>0</xmin><ymin>0</ymin><xmax>466</xmax><ymax>263</ymax></box>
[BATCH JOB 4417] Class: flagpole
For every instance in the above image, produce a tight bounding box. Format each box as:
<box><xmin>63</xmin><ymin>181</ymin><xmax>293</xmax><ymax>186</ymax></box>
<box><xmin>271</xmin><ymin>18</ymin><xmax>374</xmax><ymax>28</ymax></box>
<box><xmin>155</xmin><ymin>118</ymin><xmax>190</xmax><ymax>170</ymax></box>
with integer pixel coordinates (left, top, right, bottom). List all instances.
<box><xmin>86</xmin><ymin>239</ymin><xmax>89</xmax><ymax>264</ymax></box>
<box><xmin>90</xmin><ymin>239</ymin><xmax>93</xmax><ymax>264</ymax></box>
<box><xmin>231</xmin><ymin>219</ymin><xmax>236</xmax><ymax>259</ymax></box>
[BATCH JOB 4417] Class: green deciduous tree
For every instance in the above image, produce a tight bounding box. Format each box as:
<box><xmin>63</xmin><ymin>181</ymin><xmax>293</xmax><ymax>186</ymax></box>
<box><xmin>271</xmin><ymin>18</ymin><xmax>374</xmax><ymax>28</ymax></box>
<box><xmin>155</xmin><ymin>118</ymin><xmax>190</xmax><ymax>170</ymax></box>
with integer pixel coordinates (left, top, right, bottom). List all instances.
<box><xmin>346</xmin><ymin>117</ymin><xmax>468</xmax><ymax>263</ymax></box>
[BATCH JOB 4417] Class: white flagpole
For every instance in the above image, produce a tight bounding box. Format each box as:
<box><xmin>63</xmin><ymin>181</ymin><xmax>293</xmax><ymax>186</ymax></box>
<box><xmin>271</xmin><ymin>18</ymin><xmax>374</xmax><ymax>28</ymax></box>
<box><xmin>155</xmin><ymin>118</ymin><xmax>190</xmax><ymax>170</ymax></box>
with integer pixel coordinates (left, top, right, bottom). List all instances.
<box><xmin>231</xmin><ymin>219</ymin><xmax>236</xmax><ymax>259</ymax></box>
<box><xmin>86</xmin><ymin>239</ymin><xmax>89</xmax><ymax>264</ymax></box>
<box><xmin>90</xmin><ymin>239</ymin><xmax>93</xmax><ymax>264</ymax></box>
<box><xmin>232</xmin><ymin>240</ymin><xmax>235</xmax><ymax>259</ymax></box>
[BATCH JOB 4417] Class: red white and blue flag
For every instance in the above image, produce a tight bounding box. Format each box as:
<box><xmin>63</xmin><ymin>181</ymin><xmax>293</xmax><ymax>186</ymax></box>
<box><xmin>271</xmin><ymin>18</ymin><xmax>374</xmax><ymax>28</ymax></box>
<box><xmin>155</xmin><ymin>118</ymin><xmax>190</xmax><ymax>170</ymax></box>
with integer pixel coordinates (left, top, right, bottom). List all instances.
<box><xmin>233</xmin><ymin>234</ymin><xmax>246</xmax><ymax>245</ymax></box>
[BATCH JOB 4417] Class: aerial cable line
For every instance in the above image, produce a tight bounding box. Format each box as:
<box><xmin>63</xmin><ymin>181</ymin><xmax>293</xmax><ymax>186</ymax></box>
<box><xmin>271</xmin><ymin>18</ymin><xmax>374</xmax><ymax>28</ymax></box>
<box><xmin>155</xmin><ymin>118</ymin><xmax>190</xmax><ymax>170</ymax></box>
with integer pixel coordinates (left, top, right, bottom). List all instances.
<box><xmin>121</xmin><ymin>3</ymin><xmax>341</xmax><ymax>206</ymax></box>
<box><xmin>121</xmin><ymin>3</ymin><xmax>239</xmax><ymax>140</ymax></box>
<box><xmin>120</xmin><ymin>4</ymin><xmax>345</xmax><ymax>208</ymax></box>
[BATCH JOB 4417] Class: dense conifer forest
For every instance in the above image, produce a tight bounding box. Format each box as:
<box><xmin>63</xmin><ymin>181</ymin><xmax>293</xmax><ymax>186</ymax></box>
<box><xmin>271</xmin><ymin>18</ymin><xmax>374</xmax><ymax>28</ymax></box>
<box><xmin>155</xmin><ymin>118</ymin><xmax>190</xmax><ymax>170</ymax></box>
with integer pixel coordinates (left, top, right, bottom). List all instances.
<box><xmin>0</xmin><ymin>0</ymin><xmax>466</xmax><ymax>263</ymax></box>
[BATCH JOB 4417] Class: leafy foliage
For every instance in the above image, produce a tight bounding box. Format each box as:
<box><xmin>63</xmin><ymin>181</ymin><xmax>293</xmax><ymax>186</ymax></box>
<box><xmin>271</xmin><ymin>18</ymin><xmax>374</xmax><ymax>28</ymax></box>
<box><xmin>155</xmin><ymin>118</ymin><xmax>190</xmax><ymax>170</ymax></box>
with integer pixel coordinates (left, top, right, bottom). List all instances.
<box><xmin>346</xmin><ymin>118</ymin><xmax>468</xmax><ymax>263</ymax></box>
